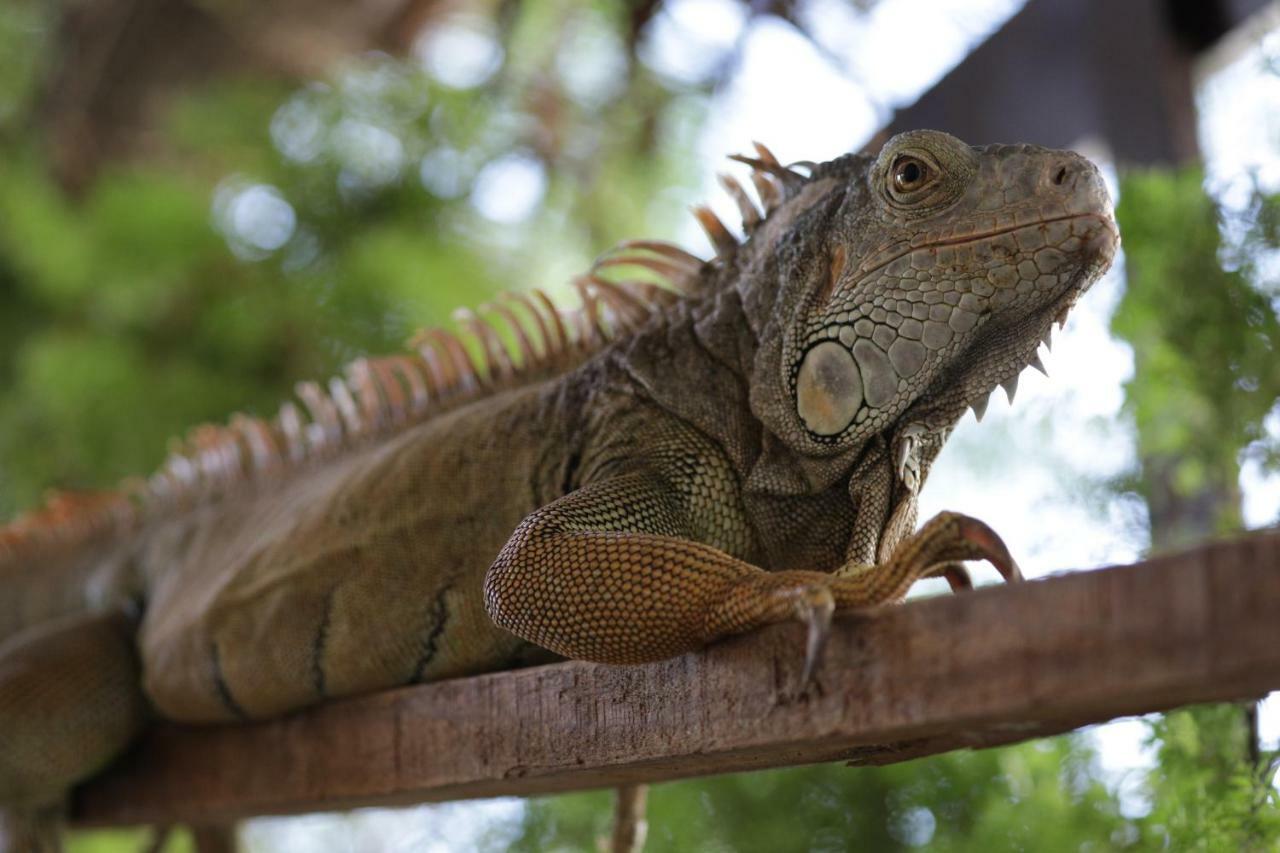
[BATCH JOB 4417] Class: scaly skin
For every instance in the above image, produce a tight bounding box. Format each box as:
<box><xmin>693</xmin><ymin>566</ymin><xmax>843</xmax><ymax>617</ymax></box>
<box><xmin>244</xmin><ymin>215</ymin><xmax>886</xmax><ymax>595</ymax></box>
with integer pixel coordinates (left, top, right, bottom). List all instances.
<box><xmin>0</xmin><ymin>130</ymin><xmax>1116</xmax><ymax>849</ymax></box>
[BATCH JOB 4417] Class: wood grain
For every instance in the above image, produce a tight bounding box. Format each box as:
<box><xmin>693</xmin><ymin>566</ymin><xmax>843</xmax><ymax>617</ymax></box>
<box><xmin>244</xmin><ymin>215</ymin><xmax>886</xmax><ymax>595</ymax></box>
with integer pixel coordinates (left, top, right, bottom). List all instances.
<box><xmin>72</xmin><ymin>531</ymin><xmax>1280</xmax><ymax>826</ymax></box>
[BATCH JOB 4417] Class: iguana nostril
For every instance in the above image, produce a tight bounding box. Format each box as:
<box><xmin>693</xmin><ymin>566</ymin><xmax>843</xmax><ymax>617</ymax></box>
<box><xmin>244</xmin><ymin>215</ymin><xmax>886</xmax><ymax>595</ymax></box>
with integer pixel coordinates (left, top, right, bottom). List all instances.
<box><xmin>1052</xmin><ymin>165</ymin><xmax>1069</xmax><ymax>186</ymax></box>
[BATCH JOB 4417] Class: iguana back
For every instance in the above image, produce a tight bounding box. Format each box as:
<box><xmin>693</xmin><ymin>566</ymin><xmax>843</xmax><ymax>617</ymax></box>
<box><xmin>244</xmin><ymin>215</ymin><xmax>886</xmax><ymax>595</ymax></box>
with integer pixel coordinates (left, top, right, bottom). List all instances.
<box><xmin>139</xmin><ymin>380</ymin><xmax>568</xmax><ymax>721</ymax></box>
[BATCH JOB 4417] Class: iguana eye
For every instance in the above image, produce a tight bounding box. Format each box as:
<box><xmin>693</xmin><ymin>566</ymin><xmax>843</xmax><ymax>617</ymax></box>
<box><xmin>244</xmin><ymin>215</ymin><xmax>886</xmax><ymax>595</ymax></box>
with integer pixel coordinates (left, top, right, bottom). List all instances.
<box><xmin>891</xmin><ymin>156</ymin><xmax>930</xmax><ymax>194</ymax></box>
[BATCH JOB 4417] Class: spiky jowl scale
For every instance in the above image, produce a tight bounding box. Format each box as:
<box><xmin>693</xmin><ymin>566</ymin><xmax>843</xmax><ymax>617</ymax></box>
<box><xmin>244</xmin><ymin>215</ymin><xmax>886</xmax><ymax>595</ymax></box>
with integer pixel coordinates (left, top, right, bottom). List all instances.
<box><xmin>0</xmin><ymin>131</ymin><xmax>1116</xmax><ymax>848</ymax></box>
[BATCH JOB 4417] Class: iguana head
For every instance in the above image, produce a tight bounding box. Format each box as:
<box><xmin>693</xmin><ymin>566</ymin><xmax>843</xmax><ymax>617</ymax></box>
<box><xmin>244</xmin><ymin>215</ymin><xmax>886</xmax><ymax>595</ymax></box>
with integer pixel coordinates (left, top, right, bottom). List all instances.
<box><xmin>750</xmin><ymin>130</ymin><xmax>1117</xmax><ymax>470</ymax></box>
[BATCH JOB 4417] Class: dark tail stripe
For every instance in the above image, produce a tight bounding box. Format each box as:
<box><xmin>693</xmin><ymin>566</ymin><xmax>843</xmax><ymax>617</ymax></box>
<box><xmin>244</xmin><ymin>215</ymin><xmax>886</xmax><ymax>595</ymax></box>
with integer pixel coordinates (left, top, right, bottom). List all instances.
<box><xmin>310</xmin><ymin>586</ymin><xmax>337</xmax><ymax>699</ymax></box>
<box><xmin>209</xmin><ymin>641</ymin><xmax>248</xmax><ymax>720</ymax></box>
<box><xmin>411</xmin><ymin>584</ymin><xmax>453</xmax><ymax>683</ymax></box>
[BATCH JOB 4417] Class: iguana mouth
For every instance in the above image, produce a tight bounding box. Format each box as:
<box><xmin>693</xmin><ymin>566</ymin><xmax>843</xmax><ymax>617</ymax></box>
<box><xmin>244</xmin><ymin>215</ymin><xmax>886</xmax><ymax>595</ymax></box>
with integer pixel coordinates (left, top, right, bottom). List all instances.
<box><xmin>929</xmin><ymin>212</ymin><xmax>1109</xmax><ymax>248</ymax></box>
<box><xmin>839</xmin><ymin>208</ymin><xmax>1111</xmax><ymax>285</ymax></box>
<box><xmin>848</xmin><ymin>211</ymin><xmax>1115</xmax><ymax>285</ymax></box>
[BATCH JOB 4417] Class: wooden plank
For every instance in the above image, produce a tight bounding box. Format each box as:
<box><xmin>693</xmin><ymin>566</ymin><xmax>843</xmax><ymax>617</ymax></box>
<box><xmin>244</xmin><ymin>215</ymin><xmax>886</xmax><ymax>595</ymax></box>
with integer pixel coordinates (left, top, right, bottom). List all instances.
<box><xmin>71</xmin><ymin>532</ymin><xmax>1280</xmax><ymax>826</ymax></box>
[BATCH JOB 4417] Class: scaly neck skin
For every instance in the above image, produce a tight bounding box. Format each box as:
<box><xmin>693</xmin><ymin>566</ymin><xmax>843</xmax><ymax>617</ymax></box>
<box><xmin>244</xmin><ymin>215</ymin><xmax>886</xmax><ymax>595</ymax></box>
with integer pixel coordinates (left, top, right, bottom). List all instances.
<box><xmin>609</xmin><ymin>270</ymin><xmax>939</xmax><ymax>571</ymax></box>
<box><xmin>692</xmin><ymin>165</ymin><xmax>902</xmax><ymax>499</ymax></box>
<box><xmin>617</xmin><ymin>176</ymin><xmax>898</xmax><ymax>502</ymax></box>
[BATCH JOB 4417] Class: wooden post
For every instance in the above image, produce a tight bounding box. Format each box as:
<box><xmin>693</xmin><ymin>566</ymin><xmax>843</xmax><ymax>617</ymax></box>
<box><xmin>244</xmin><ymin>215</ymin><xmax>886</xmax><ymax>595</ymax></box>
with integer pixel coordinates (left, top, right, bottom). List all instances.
<box><xmin>72</xmin><ymin>532</ymin><xmax>1280</xmax><ymax>826</ymax></box>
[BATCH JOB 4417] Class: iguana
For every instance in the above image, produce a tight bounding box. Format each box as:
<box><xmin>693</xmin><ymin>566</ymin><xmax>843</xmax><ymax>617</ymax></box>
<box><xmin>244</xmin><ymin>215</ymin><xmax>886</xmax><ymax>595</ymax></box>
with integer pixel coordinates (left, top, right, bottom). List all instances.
<box><xmin>0</xmin><ymin>130</ymin><xmax>1117</xmax><ymax>851</ymax></box>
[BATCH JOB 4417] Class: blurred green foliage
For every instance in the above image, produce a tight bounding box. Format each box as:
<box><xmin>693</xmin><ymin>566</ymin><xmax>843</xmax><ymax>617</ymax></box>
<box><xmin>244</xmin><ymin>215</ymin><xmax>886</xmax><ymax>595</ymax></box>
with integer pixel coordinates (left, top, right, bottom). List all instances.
<box><xmin>66</xmin><ymin>827</ymin><xmax>192</xmax><ymax>853</ymax></box>
<box><xmin>1113</xmin><ymin>167</ymin><xmax>1280</xmax><ymax>548</ymax></box>
<box><xmin>1</xmin><ymin>1</ymin><xmax>1278</xmax><ymax>851</ymax></box>
<box><xmin>501</xmin><ymin>705</ymin><xmax>1278</xmax><ymax>851</ymax></box>
<box><xmin>504</xmin><ymin>738</ymin><xmax>1126</xmax><ymax>852</ymax></box>
<box><xmin>0</xmin><ymin>2</ymin><xmax>700</xmax><ymax>516</ymax></box>
<box><xmin>1141</xmin><ymin>705</ymin><xmax>1280</xmax><ymax>849</ymax></box>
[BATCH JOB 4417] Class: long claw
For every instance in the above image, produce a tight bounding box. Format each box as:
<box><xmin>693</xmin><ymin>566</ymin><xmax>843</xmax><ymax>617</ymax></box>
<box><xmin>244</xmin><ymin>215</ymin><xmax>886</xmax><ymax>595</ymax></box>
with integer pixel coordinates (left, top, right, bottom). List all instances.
<box><xmin>793</xmin><ymin>585</ymin><xmax>835</xmax><ymax>687</ymax></box>
<box><xmin>929</xmin><ymin>562</ymin><xmax>974</xmax><ymax>592</ymax></box>
<box><xmin>953</xmin><ymin>516</ymin><xmax>1023</xmax><ymax>583</ymax></box>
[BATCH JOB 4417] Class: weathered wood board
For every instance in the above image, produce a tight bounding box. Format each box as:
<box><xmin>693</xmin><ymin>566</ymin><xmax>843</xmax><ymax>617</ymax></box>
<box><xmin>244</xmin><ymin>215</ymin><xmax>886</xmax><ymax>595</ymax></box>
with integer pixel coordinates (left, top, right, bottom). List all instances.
<box><xmin>73</xmin><ymin>532</ymin><xmax>1280</xmax><ymax>826</ymax></box>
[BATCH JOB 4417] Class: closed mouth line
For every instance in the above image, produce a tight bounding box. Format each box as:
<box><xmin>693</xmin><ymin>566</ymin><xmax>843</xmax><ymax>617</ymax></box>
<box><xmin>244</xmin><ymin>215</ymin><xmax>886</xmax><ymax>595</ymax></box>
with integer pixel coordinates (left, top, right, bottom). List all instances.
<box><xmin>854</xmin><ymin>212</ymin><xmax>1116</xmax><ymax>281</ymax></box>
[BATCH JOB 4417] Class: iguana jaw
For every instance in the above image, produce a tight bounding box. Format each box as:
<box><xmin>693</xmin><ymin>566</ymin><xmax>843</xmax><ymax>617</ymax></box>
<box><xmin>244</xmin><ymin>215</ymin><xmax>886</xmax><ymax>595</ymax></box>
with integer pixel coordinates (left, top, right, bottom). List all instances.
<box><xmin>884</xmin><ymin>208</ymin><xmax>1116</xmax><ymax>490</ymax></box>
<box><xmin>898</xmin><ymin>209</ymin><xmax>1118</xmax><ymax>432</ymax></box>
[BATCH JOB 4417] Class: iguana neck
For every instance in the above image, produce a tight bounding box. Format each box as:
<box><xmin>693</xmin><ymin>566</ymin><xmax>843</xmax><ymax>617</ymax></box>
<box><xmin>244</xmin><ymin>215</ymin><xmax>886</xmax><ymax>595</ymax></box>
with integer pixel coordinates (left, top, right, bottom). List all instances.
<box><xmin>618</xmin><ymin>264</ymin><xmax>927</xmax><ymax>502</ymax></box>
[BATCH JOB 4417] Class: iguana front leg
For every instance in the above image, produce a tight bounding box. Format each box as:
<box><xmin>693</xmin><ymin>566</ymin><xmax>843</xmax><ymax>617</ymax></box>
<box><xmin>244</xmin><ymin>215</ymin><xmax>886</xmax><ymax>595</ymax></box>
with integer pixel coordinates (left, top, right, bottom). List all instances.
<box><xmin>485</xmin><ymin>474</ymin><xmax>1019</xmax><ymax>677</ymax></box>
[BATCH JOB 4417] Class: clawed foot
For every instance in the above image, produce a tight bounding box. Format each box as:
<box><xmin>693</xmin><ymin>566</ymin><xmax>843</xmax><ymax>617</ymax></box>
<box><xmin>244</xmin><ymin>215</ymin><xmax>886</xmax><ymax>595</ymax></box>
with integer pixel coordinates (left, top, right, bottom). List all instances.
<box><xmin>881</xmin><ymin>511</ymin><xmax>1022</xmax><ymax>591</ymax></box>
<box><xmin>926</xmin><ymin>562</ymin><xmax>974</xmax><ymax>592</ymax></box>
<box><xmin>780</xmin><ymin>512</ymin><xmax>1021</xmax><ymax>690</ymax></box>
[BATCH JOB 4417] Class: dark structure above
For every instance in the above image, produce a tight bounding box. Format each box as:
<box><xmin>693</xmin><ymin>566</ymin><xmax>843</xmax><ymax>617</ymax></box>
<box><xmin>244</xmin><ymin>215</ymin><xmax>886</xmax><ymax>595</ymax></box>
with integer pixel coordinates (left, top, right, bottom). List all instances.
<box><xmin>884</xmin><ymin>0</ymin><xmax>1272</xmax><ymax>165</ymax></box>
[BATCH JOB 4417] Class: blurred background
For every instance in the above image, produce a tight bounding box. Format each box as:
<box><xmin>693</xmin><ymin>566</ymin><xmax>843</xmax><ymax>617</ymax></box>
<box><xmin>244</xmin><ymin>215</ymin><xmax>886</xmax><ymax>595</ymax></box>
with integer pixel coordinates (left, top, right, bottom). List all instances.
<box><xmin>1</xmin><ymin>0</ymin><xmax>1278</xmax><ymax>849</ymax></box>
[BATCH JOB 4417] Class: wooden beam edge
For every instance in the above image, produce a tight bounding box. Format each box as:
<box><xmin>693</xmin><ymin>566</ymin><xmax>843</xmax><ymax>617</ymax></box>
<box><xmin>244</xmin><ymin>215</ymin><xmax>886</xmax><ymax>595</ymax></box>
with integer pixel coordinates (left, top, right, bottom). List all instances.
<box><xmin>71</xmin><ymin>531</ymin><xmax>1280</xmax><ymax>826</ymax></box>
